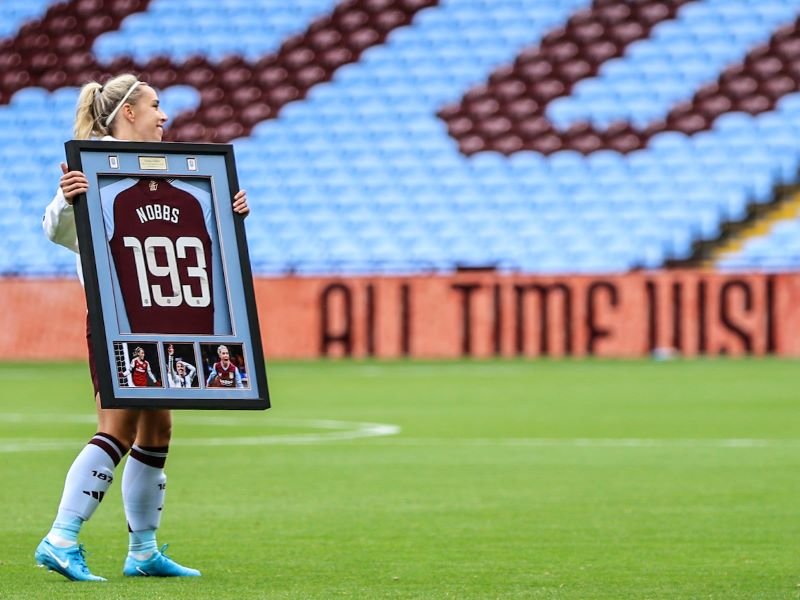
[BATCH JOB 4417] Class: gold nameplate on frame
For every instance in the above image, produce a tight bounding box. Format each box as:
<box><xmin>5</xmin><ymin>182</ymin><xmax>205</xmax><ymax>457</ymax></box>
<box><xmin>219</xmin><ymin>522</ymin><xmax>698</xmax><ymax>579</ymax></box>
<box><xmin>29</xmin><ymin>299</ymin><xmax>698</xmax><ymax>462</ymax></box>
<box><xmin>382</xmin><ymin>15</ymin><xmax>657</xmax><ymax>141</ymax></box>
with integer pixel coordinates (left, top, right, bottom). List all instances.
<box><xmin>138</xmin><ymin>156</ymin><xmax>168</xmax><ymax>170</ymax></box>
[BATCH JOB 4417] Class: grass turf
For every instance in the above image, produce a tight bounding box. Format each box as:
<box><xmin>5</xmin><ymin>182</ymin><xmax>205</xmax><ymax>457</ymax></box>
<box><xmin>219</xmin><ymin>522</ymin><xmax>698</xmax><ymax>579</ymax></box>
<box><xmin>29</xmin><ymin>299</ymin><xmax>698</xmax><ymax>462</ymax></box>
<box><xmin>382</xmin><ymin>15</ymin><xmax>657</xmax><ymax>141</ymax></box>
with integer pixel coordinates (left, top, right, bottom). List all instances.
<box><xmin>0</xmin><ymin>359</ymin><xmax>798</xmax><ymax>599</ymax></box>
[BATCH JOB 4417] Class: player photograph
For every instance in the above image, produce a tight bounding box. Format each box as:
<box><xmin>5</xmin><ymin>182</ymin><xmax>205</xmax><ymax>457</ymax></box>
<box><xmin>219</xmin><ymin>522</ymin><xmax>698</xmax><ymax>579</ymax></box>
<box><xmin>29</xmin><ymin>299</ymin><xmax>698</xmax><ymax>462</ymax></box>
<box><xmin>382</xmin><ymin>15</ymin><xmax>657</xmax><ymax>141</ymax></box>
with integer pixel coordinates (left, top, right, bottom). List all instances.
<box><xmin>163</xmin><ymin>342</ymin><xmax>199</xmax><ymax>388</ymax></box>
<box><xmin>200</xmin><ymin>343</ymin><xmax>248</xmax><ymax>389</ymax></box>
<box><xmin>114</xmin><ymin>342</ymin><xmax>162</xmax><ymax>387</ymax></box>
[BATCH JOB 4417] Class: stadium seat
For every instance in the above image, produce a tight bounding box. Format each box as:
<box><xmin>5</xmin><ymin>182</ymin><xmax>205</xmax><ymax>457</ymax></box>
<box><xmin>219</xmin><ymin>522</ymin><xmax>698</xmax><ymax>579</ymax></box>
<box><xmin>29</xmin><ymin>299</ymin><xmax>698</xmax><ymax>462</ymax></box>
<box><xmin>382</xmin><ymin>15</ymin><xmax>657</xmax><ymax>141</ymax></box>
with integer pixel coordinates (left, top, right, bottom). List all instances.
<box><xmin>2</xmin><ymin>0</ymin><xmax>800</xmax><ymax>276</ymax></box>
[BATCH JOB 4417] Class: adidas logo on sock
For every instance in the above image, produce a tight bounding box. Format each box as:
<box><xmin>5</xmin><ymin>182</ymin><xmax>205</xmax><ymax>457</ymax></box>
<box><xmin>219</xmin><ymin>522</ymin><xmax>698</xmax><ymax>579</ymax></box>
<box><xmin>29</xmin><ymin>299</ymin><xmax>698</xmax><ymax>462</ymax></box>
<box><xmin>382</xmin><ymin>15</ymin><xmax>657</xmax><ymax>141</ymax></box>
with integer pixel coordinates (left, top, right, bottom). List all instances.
<box><xmin>82</xmin><ymin>490</ymin><xmax>106</xmax><ymax>501</ymax></box>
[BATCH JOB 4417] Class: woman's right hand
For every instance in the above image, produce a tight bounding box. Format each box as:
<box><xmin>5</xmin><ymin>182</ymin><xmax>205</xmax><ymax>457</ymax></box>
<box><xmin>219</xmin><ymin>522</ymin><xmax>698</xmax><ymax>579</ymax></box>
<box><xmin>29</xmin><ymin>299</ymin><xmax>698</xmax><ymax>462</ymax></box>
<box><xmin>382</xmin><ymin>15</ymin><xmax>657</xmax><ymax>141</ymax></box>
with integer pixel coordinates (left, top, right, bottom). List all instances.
<box><xmin>60</xmin><ymin>162</ymin><xmax>89</xmax><ymax>205</ymax></box>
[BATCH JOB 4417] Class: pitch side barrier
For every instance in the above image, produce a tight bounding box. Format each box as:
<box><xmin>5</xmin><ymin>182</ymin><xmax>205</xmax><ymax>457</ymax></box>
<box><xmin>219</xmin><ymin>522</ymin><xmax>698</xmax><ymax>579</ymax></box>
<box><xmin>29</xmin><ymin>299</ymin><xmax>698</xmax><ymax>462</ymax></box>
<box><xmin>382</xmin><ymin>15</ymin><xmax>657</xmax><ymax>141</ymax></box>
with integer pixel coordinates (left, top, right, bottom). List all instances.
<box><xmin>3</xmin><ymin>271</ymin><xmax>799</xmax><ymax>360</ymax></box>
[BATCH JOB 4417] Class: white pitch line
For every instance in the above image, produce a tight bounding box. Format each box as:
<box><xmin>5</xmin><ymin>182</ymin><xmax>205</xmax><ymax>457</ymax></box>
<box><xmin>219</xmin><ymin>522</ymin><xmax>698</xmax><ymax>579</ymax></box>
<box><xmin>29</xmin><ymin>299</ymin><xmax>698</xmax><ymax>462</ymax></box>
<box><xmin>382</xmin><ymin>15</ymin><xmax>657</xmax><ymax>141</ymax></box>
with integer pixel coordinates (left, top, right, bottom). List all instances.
<box><xmin>1</xmin><ymin>434</ymin><xmax>796</xmax><ymax>452</ymax></box>
<box><xmin>1</xmin><ymin>414</ymin><xmax>797</xmax><ymax>451</ymax></box>
<box><xmin>349</xmin><ymin>437</ymin><xmax>800</xmax><ymax>448</ymax></box>
<box><xmin>175</xmin><ymin>423</ymin><xmax>401</xmax><ymax>447</ymax></box>
<box><xmin>0</xmin><ymin>414</ymin><xmax>400</xmax><ymax>452</ymax></box>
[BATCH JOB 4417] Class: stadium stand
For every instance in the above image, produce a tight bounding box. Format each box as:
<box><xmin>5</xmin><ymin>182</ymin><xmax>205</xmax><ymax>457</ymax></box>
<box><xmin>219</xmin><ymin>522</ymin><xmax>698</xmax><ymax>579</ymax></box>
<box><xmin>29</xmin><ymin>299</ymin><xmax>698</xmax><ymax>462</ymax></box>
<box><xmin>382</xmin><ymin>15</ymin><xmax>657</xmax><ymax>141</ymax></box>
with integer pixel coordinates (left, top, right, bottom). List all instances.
<box><xmin>1</xmin><ymin>0</ymin><xmax>800</xmax><ymax>276</ymax></box>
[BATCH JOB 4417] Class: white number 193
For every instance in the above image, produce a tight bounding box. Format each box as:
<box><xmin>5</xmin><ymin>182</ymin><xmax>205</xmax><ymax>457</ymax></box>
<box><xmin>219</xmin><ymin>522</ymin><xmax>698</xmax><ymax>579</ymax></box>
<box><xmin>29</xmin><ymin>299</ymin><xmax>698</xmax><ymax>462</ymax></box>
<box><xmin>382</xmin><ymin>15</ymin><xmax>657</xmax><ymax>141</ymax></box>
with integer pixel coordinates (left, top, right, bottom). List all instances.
<box><xmin>123</xmin><ymin>235</ymin><xmax>210</xmax><ymax>308</ymax></box>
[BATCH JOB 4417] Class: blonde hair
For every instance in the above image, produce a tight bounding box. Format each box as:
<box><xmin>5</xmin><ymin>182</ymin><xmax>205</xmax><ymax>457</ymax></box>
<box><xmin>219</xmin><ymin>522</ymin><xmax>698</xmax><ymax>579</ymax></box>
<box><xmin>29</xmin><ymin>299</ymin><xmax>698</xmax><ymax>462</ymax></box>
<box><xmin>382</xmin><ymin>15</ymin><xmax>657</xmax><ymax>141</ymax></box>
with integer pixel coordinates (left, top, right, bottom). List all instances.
<box><xmin>74</xmin><ymin>74</ymin><xmax>146</xmax><ymax>139</ymax></box>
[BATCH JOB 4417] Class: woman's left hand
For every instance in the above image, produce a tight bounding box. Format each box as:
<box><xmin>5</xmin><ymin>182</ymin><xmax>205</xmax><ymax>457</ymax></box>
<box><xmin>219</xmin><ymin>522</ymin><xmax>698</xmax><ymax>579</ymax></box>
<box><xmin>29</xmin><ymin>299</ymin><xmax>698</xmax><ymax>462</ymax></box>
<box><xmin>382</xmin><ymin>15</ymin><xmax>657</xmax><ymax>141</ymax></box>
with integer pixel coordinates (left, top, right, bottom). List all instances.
<box><xmin>233</xmin><ymin>190</ymin><xmax>250</xmax><ymax>217</ymax></box>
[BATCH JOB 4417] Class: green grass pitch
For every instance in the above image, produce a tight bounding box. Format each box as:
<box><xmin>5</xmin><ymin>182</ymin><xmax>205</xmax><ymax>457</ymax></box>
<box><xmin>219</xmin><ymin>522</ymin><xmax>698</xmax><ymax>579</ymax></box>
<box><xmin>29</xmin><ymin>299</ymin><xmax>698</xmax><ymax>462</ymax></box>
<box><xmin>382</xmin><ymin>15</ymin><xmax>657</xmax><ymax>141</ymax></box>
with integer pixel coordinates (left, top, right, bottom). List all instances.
<box><xmin>0</xmin><ymin>359</ymin><xmax>798</xmax><ymax>599</ymax></box>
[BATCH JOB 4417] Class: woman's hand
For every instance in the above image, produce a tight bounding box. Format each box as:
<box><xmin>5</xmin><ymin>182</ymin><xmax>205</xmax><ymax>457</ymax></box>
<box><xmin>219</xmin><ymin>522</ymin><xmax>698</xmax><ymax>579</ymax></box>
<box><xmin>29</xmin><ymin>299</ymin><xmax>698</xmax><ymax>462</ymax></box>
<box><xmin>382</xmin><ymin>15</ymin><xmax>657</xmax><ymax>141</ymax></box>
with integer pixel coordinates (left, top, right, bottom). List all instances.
<box><xmin>232</xmin><ymin>189</ymin><xmax>250</xmax><ymax>217</ymax></box>
<box><xmin>59</xmin><ymin>162</ymin><xmax>89</xmax><ymax>205</ymax></box>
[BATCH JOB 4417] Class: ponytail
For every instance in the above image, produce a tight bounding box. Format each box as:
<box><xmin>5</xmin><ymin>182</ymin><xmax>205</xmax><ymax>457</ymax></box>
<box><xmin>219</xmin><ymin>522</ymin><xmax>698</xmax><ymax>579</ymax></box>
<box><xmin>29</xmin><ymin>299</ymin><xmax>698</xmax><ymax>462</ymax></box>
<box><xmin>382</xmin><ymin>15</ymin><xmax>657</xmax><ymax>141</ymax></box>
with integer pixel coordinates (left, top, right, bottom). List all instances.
<box><xmin>72</xmin><ymin>74</ymin><xmax>143</xmax><ymax>139</ymax></box>
<box><xmin>73</xmin><ymin>82</ymin><xmax>103</xmax><ymax>139</ymax></box>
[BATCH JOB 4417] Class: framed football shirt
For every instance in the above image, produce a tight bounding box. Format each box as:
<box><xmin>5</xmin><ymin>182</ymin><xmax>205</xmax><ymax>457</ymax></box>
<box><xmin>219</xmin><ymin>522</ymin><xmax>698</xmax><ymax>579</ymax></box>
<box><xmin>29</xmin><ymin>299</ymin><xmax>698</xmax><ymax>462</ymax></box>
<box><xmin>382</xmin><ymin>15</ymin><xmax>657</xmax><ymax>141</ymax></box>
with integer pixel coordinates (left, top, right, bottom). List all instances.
<box><xmin>66</xmin><ymin>140</ymin><xmax>269</xmax><ymax>410</ymax></box>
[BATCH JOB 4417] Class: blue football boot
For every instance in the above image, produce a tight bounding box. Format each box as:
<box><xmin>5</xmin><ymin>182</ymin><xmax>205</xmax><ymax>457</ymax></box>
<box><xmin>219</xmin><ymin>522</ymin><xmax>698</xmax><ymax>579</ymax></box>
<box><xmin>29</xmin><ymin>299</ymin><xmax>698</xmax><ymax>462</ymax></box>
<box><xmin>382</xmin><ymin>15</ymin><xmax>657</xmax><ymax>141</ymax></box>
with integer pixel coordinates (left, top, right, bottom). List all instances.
<box><xmin>123</xmin><ymin>544</ymin><xmax>201</xmax><ymax>577</ymax></box>
<box><xmin>35</xmin><ymin>537</ymin><xmax>106</xmax><ymax>582</ymax></box>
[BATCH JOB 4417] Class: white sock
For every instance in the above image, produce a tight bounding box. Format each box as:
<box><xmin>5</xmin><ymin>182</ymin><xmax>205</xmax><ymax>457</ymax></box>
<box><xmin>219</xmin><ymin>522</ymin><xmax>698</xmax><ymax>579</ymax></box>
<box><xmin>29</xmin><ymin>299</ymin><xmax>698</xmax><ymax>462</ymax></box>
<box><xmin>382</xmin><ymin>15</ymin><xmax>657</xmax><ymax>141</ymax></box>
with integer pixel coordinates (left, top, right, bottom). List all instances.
<box><xmin>122</xmin><ymin>445</ymin><xmax>168</xmax><ymax>554</ymax></box>
<box><xmin>128</xmin><ymin>529</ymin><xmax>158</xmax><ymax>560</ymax></box>
<box><xmin>47</xmin><ymin>433</ymin><xmax>127</xmax><ymax>544</ymax></box>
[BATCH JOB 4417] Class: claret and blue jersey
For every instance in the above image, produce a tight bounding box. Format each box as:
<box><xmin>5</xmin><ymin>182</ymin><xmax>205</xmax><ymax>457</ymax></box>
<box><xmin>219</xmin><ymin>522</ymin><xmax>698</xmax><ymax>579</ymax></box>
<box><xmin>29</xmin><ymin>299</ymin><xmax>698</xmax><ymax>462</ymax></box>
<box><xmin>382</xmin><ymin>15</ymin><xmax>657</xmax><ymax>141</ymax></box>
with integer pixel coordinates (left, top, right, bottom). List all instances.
<box><xmin>100</xmin><ymin>177</ymin><xmax>215</xmax><ymax>334</ymax></box>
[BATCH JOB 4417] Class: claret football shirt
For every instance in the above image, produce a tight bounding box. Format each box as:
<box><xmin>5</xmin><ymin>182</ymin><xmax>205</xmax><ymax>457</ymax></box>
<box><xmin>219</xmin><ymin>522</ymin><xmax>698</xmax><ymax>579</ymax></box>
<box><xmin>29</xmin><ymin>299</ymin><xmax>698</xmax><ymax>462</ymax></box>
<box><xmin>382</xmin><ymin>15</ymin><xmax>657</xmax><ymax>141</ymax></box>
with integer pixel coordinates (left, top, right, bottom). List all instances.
<box><xmin>103</xmin><ymin>178</ymin><xmax>214</xmax><ymax>334</ymax></box>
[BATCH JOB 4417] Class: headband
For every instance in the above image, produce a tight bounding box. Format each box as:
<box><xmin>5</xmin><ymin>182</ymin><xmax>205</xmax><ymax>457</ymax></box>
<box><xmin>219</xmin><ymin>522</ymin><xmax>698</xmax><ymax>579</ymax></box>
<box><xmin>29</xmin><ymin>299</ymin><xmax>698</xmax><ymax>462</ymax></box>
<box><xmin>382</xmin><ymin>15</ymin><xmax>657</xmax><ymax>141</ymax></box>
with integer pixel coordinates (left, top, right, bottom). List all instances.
<box><xmin>104</xmin><ymin>81</ymin><xmax>142</xmax><ymax>127</ymax></box>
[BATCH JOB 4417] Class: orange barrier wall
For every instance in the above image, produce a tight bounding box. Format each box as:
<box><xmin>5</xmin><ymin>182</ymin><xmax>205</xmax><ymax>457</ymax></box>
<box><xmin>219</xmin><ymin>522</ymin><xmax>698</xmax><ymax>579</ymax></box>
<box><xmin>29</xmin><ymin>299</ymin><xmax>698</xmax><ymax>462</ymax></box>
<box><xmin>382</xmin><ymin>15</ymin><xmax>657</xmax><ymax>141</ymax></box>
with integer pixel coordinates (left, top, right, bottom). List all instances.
<box><xmin>2</xmin><ymin>271</ymin><xmax>798</xmax><ymax>360</ymax></box>
<box><xmin>0</xmin><ymin>278</ymin><xmax>88</xmax><ymax>360</ymax></box>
